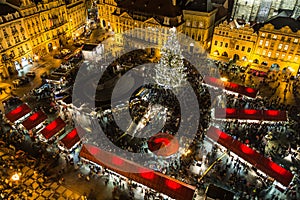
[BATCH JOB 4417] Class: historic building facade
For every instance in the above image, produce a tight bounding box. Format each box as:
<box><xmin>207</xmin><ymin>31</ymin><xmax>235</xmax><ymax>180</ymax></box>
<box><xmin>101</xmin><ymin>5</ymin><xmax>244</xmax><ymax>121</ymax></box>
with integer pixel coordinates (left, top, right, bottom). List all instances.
<box><xmin>210</xmin><ymin>21</ymin><xmax>257</xmax><ymax>63</ymax></box>
<box><xmin>231</xmin><ymin>0</ymin><xmax>300</xmax><ymax>22</ymax></box>
<box><xmin>210</xmin><ymin>17</ymin><xmax>300</xmax><ymax>76</ymax></box>
<box><xmin>0</xmin><ymin>0</ymin><xmax>86</xmax><ymax>79</ymax></box>
<box><xmin>97</xmin><ymin>0</ymin><xmax>227</xmax><ymax>54</ymax></box>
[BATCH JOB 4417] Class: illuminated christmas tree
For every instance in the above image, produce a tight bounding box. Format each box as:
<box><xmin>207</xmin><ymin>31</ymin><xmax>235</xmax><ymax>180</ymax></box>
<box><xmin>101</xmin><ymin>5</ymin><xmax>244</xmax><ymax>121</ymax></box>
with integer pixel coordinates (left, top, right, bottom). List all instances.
<box><xmin>155</xmin><ymin>27</ymin><xmax>187</xmax><ymax>90</ymax></box>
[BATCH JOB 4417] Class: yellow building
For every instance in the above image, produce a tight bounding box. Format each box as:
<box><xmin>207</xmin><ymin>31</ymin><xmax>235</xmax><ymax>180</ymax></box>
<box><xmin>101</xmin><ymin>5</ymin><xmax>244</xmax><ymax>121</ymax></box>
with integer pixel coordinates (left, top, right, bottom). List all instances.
<box><xmin>253</xmin><ymin>17</ymin><xmax>300</xmax><ymax>75</ymax></box>
<box><xmin>97</xmin><ymin>0</ymin><xmax>227</xmax><ymax>54</ymax></box>
<box><xmin>210</xmin><ymin>21</ymin><xmax>257</xmax><ymax>64</ymax></box>
<box><xmin>210</xmin><ymin>17</ymin><xmax>300</xmax><ymax>76</ymax></box>
<box><xmin>0</xmin><ymin>0</ymin><xmax>86</xmax><ymax>79</ymax></box>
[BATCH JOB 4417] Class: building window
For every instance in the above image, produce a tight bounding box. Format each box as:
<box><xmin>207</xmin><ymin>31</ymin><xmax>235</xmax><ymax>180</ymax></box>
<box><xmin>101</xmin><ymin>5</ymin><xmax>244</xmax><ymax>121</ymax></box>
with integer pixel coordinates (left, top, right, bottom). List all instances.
<box><xmin>294</xmin><ymin>38</ymin><xmax>298</xmax><ymax>43</ymax></box>
<box><xmin>275</xmin><ymin>52</ymin><xmax>279</xmax><ymax>58</ymax></box>
<box><xmin>281</xmin><ymin>36</ymin><xmax>285</xmax><ymax>41</ymax></box>
<box><xmin>262</xmin><ymin>50</ymin><xmax>266</xmax><ymax>55</ymax></box>
<box><xmin>284</xmin><ymin>45</ymin><xmax>289</xmax><ymax>51</ymax></box>
<box><xmin>267</xmin><ymin>34</ymin><xmax>271</xmax><ymax>39</ymax></box>
<box><xmin>295</xmin><ymin>56</ymin><xmax>298</xmax><ymax>61</ymax></box>
<box><xmin>281</xmin><ymin>54</ymin><xmax>285</xmax><ymax>58</ymax></box>
<box><xmin>261</xmin><ymin>33</ymin><xmax>265</xmax><ymax>37</ymax></box>
<box><xmin>288</xmin><ymin>55</ymin><xmax>292</xmax><ymax>60</ymax></box>
<box><xmin>247</xmin><ymin>48</ymin><xmax>251</xmax><ymax>53</ymax></box>
<box><xmin>225</xmin><ymin>43</ymin><xmax>228</xmax><ymax>48</ymax></box>
<box><xmin>220</xmin><ymin>42</ymin><xmax>223</xmax><ymax>47</ymax></box>
<box><xmin>236</xmin><ymin>45</ymin><xmax>239</xmax><ymax>50</ymax></box>
<box><xmin>278</xmin><ymin>44</ymin><xmax>282</xmax><ymax>49</ymax></box>
<box><xmin>241</xmin><ymin>46</ymin><xmax>245</xmax><ymax>51</ymax></box>
<box><xmin>268</xmin><ymin>52</ymin><xmax>271</xmax><ymax>57</ymax></box>
<box><xmin>265</xmin><ymin>41</ymin><xmax>269</xmax><ymax>47</ymax></box>
<box><xmin>259</xmin><ymin>40</ymin><xmax>263</xmax><ymax>46</ymax></box>
<box><xmin>214</xmin><ymin>41</ymin><xmax>217</xmax><ymax>45</ymax></box>
<box><xmin>273</xmin><ymin>35</ymin><xmax>277</xmax><ymax>39</ymax></box>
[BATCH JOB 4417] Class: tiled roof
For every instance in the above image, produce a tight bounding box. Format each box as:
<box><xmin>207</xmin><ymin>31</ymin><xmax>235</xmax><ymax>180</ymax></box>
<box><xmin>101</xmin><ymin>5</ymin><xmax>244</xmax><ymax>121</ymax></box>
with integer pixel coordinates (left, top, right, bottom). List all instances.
<box><xmin>6</xmin><ymin>0</ymin><xmax>22</xmax><ymax>7</ymax></box>
<box><xmin>116</xmin><ymin>0</ymin><xmax>182</xmax><ymax>17</ymax></box>
<box><xmin>184</xmin><ymin>0</ymin><xmax>213</xmax><ymax>12</ymax></box>
<box><xmin>0</xmin><ymin>3</ymin><xmax>19</xmax><ymax>16</ymax></box>
<box><xmin>260</xmin><ymin>16</ymin><xmax>300</xmax><ymax>32</ymax></box>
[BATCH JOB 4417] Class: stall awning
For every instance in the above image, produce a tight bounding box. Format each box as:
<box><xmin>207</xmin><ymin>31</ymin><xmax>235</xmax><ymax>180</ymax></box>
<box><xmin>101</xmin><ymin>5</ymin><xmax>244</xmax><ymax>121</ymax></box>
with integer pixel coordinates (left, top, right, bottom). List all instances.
<box><xmin>79</xmin><ymin>144</ymin><xmax>196</xmax><ymax>200</ymax></box>
<box><xmin>60</xmin><ymin>127</ymin><xmax>85</xmax><ymax>150</ymax></box>
<box><xmin>40</xmin><ymin>117</ymin><xmax>66</xmax><ymax>140</ymax></box>
<box><xmin>5</xmin><ymin>104</ymin><xmax>32</xmax><ymax>123</ymax></box>
<box><xmin>207</xmin><ymin>127</ymin><xmax>293</xmax><ymax>186</ymax></box>
<box><xmin>215</xmin><ymin>108</ymin><xmax>287</xmax><ymax>121</ymax></box>
<box><xmin>22</xmin><ymin>111</ymin><xmax>47</xmax><ymax>130</ymax></box>
<box><xmin>204</xmin><ymin>76</ymin><xmax>258</xmax><ymax>98</ymax></box>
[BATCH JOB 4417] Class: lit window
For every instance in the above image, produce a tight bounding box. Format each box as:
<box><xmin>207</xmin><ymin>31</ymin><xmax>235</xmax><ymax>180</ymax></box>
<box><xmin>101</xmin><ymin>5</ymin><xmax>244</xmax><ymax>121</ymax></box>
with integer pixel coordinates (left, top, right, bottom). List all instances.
<box><xmin>284</xmin><ymin>45</ymin><xmax>289</xmax><ymax>51</ymax></box>
<box><xmin>273</xmin><ymin>35</ymin><xmax>277</xmax><ymax>39</ymax></box>
<box><xmin>294</xmin><ymin>38</ymin><xmax>298</xmax><ymax>43</ymax></box>
<box><xmin>278</xmin><ymin>44</ymin><xmax>282</xmax><ymax>49</ymax></box>
<box><xmin>282</xmin><ymin>54</ymin><xmax>285</xmax><ymax>58</ymax></box>
<box><xmin>268</xmin><ymin>52</ymin><xmax>271</xmax><ymax>57</ymax></box>
<box><xmin>261</xmin><ymin>33</ymin><xmax>265</xmax><ymax>37</ymax></box>
<box><xmin>275</xmin><ymin>53</ymin><xmax>279</xmax><ymax>58</ymax></box>
<box><xmin>288</xmin><ymin>55</ymin><xmax>292</xmax><ymax>60</ymax></box>
<box><xmin>259</xmin><ymin>40</ymin><xmax>263</xmax><ymax>45</ymax></box>
<box><xmin>265</xmin><ymin>41</ymin><xmax>269</xmax><ymax>47</ymax></box>
<box><xmin>262</xmin><ymin>50</ymin><xmax>266</xmax><ymax>55</ymax></box>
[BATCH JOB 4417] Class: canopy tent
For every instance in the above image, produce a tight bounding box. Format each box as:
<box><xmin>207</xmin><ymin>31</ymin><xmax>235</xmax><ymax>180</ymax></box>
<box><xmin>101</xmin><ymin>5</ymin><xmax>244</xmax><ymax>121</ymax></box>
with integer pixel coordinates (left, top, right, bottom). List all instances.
<box><xmin>59</xmin><ymin>127</ymin><xmax>85</xmax><ymax>150</ymax></box>
<box><xmin>5</xmin><ymin>104</ymin><xmax>32</xmax><ymax>123</ymax></box>
<box><xmin>147</xmin><ymin>133</ymin><xmax>179</xmax><ymax>157</ymax></box>
<box><xmin>21</xmin><ymin>111</ymin><xmax>48</xmax><ymax>131</ymax></box>
<box><xmin>215</xmin><ymin>108</ymin><xmax>287</xmax><ymax>121</ymax></box>
<box><xmin>204</xmin><ymin>76</ymin><xmax>258</xmax><ymax>98</ymax></box>
<box><xmin>40</xmin><ymin>117</ymin><xmax>66</xmax><ymax>140</ymax></box>
<box><xmin>206</xmin><ymin>127</ymin><xmax>293</xmax><ymax>186</ymax></box>
<box><xmin>79</xmin><ymin>144</ymin><xmax>196</xmax><ymax>200</ymax></box>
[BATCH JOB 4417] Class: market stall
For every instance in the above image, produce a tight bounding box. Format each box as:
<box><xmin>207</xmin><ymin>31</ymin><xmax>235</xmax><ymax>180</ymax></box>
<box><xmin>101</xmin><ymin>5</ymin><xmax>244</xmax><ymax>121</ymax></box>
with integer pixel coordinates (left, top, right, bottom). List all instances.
<box><xmin>5</xmin><ymin>104</ymin><xmax>32</xmax><ymax>123</ymax></box>
<box><xmin>58</xmin><ymin>127</ymin><xmax>85</xmax><ymax>152</ymax></box>
<box><xmin>204</xmin><ymin>76</ymin><xmax>258</xmax><ymax>98</ymax></box>
<box><xmin>21</xmin><ymin>111</ymin><xmax>48</xmax><ymax>132</ymax></box>
<box><xmin>79</xmin><ymin>144</ymin><xmax>196</xmax><ymax>200</ymax></box>
<box><xmin>214</xmin><ymin>108</ymin><xmax>287</xmax><ymax>121</ymax></box>
<box><xmin>206</xmin><ymin>126</ymin><xmax>293</xmax><ymax>187</ymax></box>
<box><xmin>39</xmin><ymin>117</ymin><xmax>66</xmax><ymax>141</ymax></box>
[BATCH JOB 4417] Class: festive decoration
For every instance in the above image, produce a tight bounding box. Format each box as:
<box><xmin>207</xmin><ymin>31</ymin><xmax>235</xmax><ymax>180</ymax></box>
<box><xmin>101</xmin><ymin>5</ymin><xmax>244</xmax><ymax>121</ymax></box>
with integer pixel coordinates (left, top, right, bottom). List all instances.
<box><xmin>155</xmin><ymin>27</ymin><xmax>187</xmax><ymax>90</ymax></box>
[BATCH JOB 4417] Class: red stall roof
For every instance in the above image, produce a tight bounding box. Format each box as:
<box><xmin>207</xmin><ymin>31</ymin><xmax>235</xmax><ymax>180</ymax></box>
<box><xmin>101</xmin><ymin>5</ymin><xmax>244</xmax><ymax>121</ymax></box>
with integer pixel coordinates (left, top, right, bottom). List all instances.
<box><xmin>79</xmin><ymin>144</ymin><xmax>196</xmax><ymax>200</ymax></box>
<box><xmin>60</xmin><ymin>127</ymin><xmax>85</xmax><ymax>150</ymax></box>
<box><xmin>204</xmin><ymin>76</ymin><xmax>258</xmax><ymax>98</ymax></box>
<box><xmin>207</xmin><ymin>126</ymin><xmax>293</xmax><ymax>186</ymax></box>
<box><xmin>22</xmin><ymin>111</ymin><xmax>47</xmax><ymax>130</ymax></box>
<box><xmin>40</xmin><ymin>117</ymin><xmax>66</xmax><ymax>140</ymax></box>
<box><xmin>215</xmin><ymin>108</ymin><xmax>287</xmax><ymax>121</ymax></box>
<box><xmin>5</xmin><ymin>104</ymin><xmax>32</xmax><ymax>123</ymax></box>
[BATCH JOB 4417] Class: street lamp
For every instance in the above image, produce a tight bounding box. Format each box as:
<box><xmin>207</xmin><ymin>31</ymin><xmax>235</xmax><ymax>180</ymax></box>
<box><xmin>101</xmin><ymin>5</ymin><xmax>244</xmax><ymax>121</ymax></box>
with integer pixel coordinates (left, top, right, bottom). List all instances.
<box><xmin>220</xmin><ymin>77</ymin><xmax>228</xmax><ymax>82</ymax></box>
<box><xmin>11</xmin><ymin>173</ymin><xmax>20</xmax><ymax>181</ymax></box>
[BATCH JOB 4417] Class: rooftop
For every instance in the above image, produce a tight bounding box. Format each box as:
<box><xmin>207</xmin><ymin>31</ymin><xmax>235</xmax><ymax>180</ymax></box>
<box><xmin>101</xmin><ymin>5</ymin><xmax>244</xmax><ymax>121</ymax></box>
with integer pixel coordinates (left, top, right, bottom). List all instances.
<box><xmin>116</xmin><ymin>0</ymin><xmax>182</xmax><ymax>18</ymax></box>
<box><xmin>0</xmin><ymin>3</ymin><xmax>19</xmax><ymax>16</ymax></box>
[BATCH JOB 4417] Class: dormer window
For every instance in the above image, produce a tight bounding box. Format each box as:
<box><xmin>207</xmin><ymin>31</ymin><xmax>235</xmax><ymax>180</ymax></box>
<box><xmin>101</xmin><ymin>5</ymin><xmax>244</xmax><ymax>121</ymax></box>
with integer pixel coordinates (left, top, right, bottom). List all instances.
<box><xmin>163</xmin><ymin>17</ymin><xmax>170</xmax><ymax>25</ymax></box>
